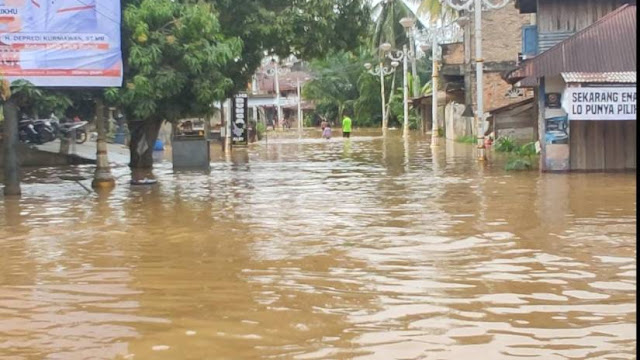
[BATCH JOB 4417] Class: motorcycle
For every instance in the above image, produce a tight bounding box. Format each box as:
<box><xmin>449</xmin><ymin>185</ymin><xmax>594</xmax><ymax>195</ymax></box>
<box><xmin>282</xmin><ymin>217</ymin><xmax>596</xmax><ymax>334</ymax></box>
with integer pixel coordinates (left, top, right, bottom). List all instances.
<box><xmin>18</xmin><ymin>117</ymin><xmax>56</xmax><ymax>144</ymax></box>
<box><xmin>57</xmin><ymin>120</ymin><xmax>88</xmax><ymax>145</ymax></box>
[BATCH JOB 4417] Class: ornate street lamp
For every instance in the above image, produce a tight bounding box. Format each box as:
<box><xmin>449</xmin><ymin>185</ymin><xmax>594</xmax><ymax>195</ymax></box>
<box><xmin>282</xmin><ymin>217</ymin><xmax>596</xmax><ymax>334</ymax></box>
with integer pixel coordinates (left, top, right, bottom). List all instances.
<box><xmin>386</xmin><ymin>18</ymin><xmax>416</xmax><ymax>139</ymax></box>
<box><xmin>439</xmin><ymin>0</ymin><xmax>511</xmax><ymax>160</ymax></box>
<box><xmin>418</xmin><ymin>21</ymin><xmax>464</xmax><ymax>148</ymax></box>
<box><xmin>364</xmin><ymin>44</ymin><xmax>398</xmax><ymax>134</ymax></box>
<box><xmin>400</xmin><ymin>17</ymin><xmax>421</xmax><ymax>99</ymax></box>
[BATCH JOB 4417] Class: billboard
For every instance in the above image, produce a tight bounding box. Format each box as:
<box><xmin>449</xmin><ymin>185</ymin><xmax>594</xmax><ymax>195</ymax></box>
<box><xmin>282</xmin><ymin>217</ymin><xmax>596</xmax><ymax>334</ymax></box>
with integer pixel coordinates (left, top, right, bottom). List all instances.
<box><xmin>0</xmin><ymin>0</ymin><xmax>122</xmax><ymax>87</ymax></box>
<box><xmin>562</xmin><ymin>87</ymin><xmax>637</xmax><ymax>121</ymax></box>
<box><xmin>232</xmin><ymin>93</ymin><xmax>248</xmax><ymax>145</ymax></box>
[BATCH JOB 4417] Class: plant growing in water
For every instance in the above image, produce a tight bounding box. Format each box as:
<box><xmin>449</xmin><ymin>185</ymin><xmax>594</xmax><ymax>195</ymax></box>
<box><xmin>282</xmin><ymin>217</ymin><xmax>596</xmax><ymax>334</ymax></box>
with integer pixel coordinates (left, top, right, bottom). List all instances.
<box><xmin>494</xmin><ymin>136</ymin><xmax>517</xmax><ymax>152</ymax></box>
<box><xmin>505</xmin><ymin>141</ymin><xmax>538</xmax><ymax>171</ymax></box>
<box><xmin>256</xmin><ymin>122</ymin><xmax>266</xmax><ymax>140</ymax></box>
<box><xmin>455</xmin><ymin>135</ymin><xmax>476</xmax><ymax>143</ymax></box>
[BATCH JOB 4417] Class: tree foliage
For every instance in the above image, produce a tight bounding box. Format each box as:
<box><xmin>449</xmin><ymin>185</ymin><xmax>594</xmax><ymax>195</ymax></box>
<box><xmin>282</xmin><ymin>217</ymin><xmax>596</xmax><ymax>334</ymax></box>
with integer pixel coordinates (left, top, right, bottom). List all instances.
<box><xmin>371</xmin><ymin>0</ymin><xmax>419</xmax><ymax>53</ymax></box>
<box><xmin>108</xmin><ymin>0</ymin><xmax>242</xmax><ymax>123</ymax></box>
<box><xmin>407</xmin><ymin>0</ymin><xmax>458</xmax><ymax>22</ymax></box>
<box><xmin>111</xmin><ymin>0</ymin><xmax>371</xmax><ymax>168</ymax></box>
<box><xmin>212</xmin><ymin>0</ymin><xmax>371</xmax><ymax>95</ymax></box>
<box><xmin>303</xmin><ymin>50</ymin><xmax>385</xmax><ymax>127</ymax></box>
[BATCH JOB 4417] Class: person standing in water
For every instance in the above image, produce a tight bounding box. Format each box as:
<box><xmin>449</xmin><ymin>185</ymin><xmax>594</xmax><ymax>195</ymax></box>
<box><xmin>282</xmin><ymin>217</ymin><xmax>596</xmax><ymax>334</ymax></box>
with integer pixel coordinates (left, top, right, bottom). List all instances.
<box><xmin>341</xmin><ymin>111</ymin><xmax>352</xmax><ymax>138</ymax></box>
<box><xmin>322</xmin><ymin>123</ymin><xmax>332</xmax><ymax>139</ymax></box>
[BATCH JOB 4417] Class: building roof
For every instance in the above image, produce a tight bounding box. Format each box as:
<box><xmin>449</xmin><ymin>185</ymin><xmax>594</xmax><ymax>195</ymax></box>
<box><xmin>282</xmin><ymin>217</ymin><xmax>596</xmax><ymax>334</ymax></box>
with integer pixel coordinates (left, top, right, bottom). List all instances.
<box><xmin>256</xmin><ymin>69</ymin><xmax>313</xmax><ymax>93</ymax></box>
<box><xmin>506</xmin><ymin>4</ymin><xmax>636</xmax><ymax>84</ymax></box>
<box><xmin>488</xmin><ymin>97</ymin><xmax>534</xmax><ymax>115</ymax></box>
<box><xmin>561</xmin><ymin>72</ymin><xmax>636</xmax><ymax>83</ymax></box>
<box><xmin>283</xmin><ymin>101</ymin><xmax>315</xmax><ymax>110</ymax></box>
<box><xmin>516</xmin><ymin>76</ymin><xmax>538</xmax><ymax>88</ymax></box>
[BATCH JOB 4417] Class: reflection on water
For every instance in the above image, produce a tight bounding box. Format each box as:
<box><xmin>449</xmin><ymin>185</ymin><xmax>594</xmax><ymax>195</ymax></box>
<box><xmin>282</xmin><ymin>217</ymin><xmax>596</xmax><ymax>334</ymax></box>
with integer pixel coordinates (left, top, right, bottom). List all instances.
<box><xmin>0</xmin><ymin>130</ymin><xmax>636</xmax><ymax>359</ymax></box>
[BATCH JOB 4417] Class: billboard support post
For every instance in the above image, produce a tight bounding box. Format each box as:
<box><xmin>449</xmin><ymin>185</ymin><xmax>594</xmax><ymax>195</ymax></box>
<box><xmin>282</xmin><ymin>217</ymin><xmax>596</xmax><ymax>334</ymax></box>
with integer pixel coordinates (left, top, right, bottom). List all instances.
<box><xmin>92</xmin><ymin>97</ymin><xmax>115</xmax><ymax>190</ymax></box>
<box><xmin>2</xmin><ymin>98</ymin><xmax>21</xmax><ymax>196</ymax></box>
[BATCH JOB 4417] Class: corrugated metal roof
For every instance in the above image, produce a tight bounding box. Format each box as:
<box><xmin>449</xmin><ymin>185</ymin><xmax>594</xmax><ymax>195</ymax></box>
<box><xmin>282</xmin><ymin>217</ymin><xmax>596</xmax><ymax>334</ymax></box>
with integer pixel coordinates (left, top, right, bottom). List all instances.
<box><xmin>516</xmin><ymin>76</ymin><xmax>538</xmax><ymax>88</ymax></box>
<box><xmin>507</xmin><ymin>4</ymin><xmax>636</xmax><ymax>83</ymax></box>
<box><xmin>488</xmin><ymin>98</ymin><xmax>534</xmax><ymax>115</ymax></box>
<box><xmin>561</xmin><ymin>72</ymin><xmax>636</xmax><ymax>83</ymax></box>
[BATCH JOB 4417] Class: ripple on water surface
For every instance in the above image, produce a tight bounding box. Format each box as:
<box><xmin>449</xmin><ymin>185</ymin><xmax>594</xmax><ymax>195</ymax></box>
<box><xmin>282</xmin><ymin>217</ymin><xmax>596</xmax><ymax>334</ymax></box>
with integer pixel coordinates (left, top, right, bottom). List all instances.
<box><xmin>0</xmin><ymin>132</ymin><xmax>636</xmax><ymax>359</ymax></box>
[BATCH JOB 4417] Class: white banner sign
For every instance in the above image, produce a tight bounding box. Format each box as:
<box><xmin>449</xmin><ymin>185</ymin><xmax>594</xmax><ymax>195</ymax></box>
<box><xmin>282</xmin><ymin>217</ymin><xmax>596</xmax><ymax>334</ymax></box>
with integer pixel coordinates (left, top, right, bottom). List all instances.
<box><xmin>562</xmin><ymin>87</ymin><xmax>637</xmax><ymax>120</ymax></box>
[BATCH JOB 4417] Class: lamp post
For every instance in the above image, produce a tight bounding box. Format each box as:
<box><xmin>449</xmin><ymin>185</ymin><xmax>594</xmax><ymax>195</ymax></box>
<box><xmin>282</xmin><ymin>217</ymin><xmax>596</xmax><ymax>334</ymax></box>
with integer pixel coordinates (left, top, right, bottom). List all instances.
<box><xmin>364</xmin><ymin>45</ymin><xmax>397</xmax><ymax>133</ymax></box>
<box><xmin>439</xmin><ymin>0</ymin><xmax>510</xmax><ymax>161</ymax></box>
<box><xmin>419</xmin><ymin>21</ymin><xmax>464</xmax><ymax>148</ymax></box>
<box><xmin>386</xmin><ymin>43</ymin><xmax>414</xmax><ymax>139</ymax></box>
<box><xmin>400</xmin><ymin>17</ymin><xmax>421</xmax><ymax>99</ymax></box>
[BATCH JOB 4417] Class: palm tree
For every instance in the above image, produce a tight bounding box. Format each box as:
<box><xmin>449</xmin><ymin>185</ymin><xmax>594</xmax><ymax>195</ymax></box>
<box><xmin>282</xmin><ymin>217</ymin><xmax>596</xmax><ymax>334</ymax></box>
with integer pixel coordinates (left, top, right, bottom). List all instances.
<box><xmin>408</xmin><ymin>0</ymin><xmax>457</xmax><ymax>24</ymax></box>
<box><xmin>371</xmin><ymin>0</ymin><xmax>418</xmax><ymax>53</ymax></box>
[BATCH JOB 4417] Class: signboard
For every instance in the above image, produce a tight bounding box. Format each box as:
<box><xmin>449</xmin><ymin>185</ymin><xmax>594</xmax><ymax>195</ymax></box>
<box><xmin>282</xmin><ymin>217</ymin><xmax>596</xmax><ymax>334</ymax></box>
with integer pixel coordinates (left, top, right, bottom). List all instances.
<box><xmin>232</xmin><ymin>93</ymin><xmax>248</xmax><ymax>145</ymax></box>
<box><xmin>0</xmin><ymin>0</ymin><xmax>122</xmax><ymax>87</ymax></box>
<box><xmin>562</xmin><ymin>87</ymin><xmax>637</xmax><ymax>120</ymax></box>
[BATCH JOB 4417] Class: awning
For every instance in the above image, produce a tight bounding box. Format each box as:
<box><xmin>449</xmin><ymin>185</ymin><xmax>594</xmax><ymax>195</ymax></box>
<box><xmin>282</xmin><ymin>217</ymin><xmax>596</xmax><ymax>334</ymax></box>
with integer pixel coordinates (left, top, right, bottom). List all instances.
<box><xmin>561</xmin><ymin>72</ymin><xmax>636</xmax><ymax>84</ymax></box>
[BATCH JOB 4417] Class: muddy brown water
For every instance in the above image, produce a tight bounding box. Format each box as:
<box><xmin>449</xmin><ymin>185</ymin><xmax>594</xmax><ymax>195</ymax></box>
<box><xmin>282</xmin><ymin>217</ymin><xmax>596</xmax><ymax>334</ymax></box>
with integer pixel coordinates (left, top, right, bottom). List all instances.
<box><xmin>0</xmin><ymin>130</ymin><xmax>636</xmax><ymax>359</ymax></box>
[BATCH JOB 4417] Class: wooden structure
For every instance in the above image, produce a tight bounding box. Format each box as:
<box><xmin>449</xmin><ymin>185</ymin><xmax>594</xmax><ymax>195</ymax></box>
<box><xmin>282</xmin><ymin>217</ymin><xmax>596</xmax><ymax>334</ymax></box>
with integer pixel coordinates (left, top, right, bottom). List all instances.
<box><xmin>508</xmin><ymin>2</ymin><xmax>636</xmax><ymax>172</ymax></box>
<box><xmin>570</xmin><ymin>120</ymin><xmax>636</xmax><ymax>171</ymax></box>
<box><xmin>487</xmin><ymin>98</ymin><xmax>536</xmax><ymax>142</ymax></box>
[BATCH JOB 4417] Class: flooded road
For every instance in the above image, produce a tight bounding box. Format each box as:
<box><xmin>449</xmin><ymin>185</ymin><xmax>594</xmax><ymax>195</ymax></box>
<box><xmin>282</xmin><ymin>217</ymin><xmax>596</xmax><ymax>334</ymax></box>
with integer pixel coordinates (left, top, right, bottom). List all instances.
<box><xmin>0</xmin><ymin>131</ymin><xmax>636</xmax><ymax>359</ymax></box>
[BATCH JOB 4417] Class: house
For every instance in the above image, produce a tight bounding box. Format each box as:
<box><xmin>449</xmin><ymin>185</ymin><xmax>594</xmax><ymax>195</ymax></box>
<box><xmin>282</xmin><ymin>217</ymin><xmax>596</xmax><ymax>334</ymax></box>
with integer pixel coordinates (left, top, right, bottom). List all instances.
<box><xmin>250</xmin><ymin>60</ymin><xmax>314</xmax><ymax>129</ymax></box>
<box><xmin>507</xmin><ymin>1</ymin><xmax>636</xmax><ymax>171</ymax></box>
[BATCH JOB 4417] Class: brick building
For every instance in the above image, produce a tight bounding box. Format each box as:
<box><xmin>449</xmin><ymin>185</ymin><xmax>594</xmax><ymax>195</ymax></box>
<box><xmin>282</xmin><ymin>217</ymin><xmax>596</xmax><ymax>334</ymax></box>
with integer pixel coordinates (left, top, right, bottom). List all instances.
<box><xmin>414</xmin><ymin>4</ymin><xmax>535</xmax><ymax>140</ymax></box>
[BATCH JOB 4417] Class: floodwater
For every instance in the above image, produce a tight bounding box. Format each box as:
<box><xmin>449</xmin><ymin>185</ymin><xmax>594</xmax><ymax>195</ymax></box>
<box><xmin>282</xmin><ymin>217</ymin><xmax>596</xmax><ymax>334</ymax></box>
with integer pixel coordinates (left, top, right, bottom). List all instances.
<box><xmin>0</xmin><ymin>130</ymin><xmax>636</xmax><ymax>360</ymax></box>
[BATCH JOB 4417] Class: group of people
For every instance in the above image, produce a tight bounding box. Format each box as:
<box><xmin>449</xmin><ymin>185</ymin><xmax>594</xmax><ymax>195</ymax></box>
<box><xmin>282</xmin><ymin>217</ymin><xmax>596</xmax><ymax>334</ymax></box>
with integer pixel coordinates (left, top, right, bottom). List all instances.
<box><xmin>269</xmin><ymin>115</ymin><xmax>291</xmax><ymax>131</ymax></box>
<box><xmin>320</xmin><ymin>113</ymin><xmax>352</xmax><ymax>140</ymax></box>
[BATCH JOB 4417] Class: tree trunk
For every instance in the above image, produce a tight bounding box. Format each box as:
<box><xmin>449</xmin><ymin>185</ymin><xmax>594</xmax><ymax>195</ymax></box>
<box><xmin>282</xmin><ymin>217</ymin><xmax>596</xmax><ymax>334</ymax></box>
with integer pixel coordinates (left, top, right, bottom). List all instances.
<box><xmin>129</xmin><ymin>118</ymin><xmax>162</xmax><ymax>169</ymax></box>
<box><xmin>3</xmin><ymin>98</ymin><xmax>21</xmax><ymax>196</ymax></box>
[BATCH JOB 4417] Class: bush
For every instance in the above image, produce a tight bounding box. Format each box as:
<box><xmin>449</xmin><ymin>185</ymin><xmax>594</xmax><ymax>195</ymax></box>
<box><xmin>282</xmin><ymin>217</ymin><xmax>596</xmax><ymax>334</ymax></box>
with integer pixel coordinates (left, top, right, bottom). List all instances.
<box><xmin>494</xmin><ymin>136</ymin><xmax>517</xmax><ymax>152</ymax></box>
<box><xmin>456</xmin><ymin>135</ymin><xmax>476</xmax><ymax>144</ymax></box>
<box><xmin>256</xmin><ymin>122</ymin><xmax>266</xmax><ymax>140</ymax></box>
<box><xmin>515</xmin><ymin>142</ymin><xmax>537</xmax><ymax>157</ymax></box>
<box><xmin>505</xmin><ymin>157</ymin><xmax>533</xmax><ymax>170</ymax></box>
<box><xmin>504</xmin><ymin>141</ymin><xmax>538</xmax><ymax>171</ymax></box>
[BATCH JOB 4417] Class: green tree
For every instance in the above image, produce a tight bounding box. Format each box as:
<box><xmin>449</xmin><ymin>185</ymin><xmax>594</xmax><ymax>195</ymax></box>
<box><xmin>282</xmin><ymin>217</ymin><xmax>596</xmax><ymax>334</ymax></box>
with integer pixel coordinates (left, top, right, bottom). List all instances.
<box><xmin>303</xmin><ymin>50</ymin><xmax>386</xmax><ymax>127</ymax></box>
<box><xmin>116</xmin><ymin>0</ymin><xmax>372</xmax><ymax>169</ymax></box>
<box><xmin>212</xmin><ymin>0</ymin><xmax>372</xmax><ymax>95</ymax></box>
<box><xmin>408</xmin><ymin>0</ymin><xmax>457</xmax><ymax>22</ymax></box>
<box><xmin>109</xmin><ymin>0</ymin><xmax>242</xmax><ymax>169</ymax></box>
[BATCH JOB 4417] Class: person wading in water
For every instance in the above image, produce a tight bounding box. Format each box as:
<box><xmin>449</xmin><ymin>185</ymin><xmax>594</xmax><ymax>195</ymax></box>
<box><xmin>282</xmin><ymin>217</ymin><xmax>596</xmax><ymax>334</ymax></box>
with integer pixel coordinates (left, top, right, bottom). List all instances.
<box><xmin>341</xmin><ymin>111</ymin><xmax>352</xmax><ymax>138</ymax></box>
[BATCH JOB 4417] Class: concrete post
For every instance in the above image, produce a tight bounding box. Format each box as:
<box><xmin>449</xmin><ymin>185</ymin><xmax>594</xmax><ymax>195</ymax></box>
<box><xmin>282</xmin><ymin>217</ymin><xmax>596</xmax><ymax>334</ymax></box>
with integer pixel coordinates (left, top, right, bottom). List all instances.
<box><xmin>379</xmin><ymin>62</ymin><xmax>388</xmax><ymax>133</ymax></box>
<box><xmin>474</xmin><ymin>0</ymin><xmax>486</xmax><ymax>161</ymax></box>
<box><xmin>431</xmin><ymin>31</ymin><xmax>440</xmax><ymax>148</ymax></box>
<box><xmin>224</xmin><ymin>99</ymin><xmax>231</xmax><ymax>153</ymax></box>
<box><xmin>92</xmin><ymin>98</ymin><xmax>115</xmax><ymax>189</ymax></box>
<box><xmin>2</xmin><ymin>98</ymin><xmax>20</xmax><ymax>196</ymax></box>
<box><xmin>403</xmin><ymin>44</ymin><xmax>409</xmax><ymax>139</ymax></box>
<box><xmin>463</xmin><ymin>10</ymin><xmax>473</xmax><ymax>108</ymax></box>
